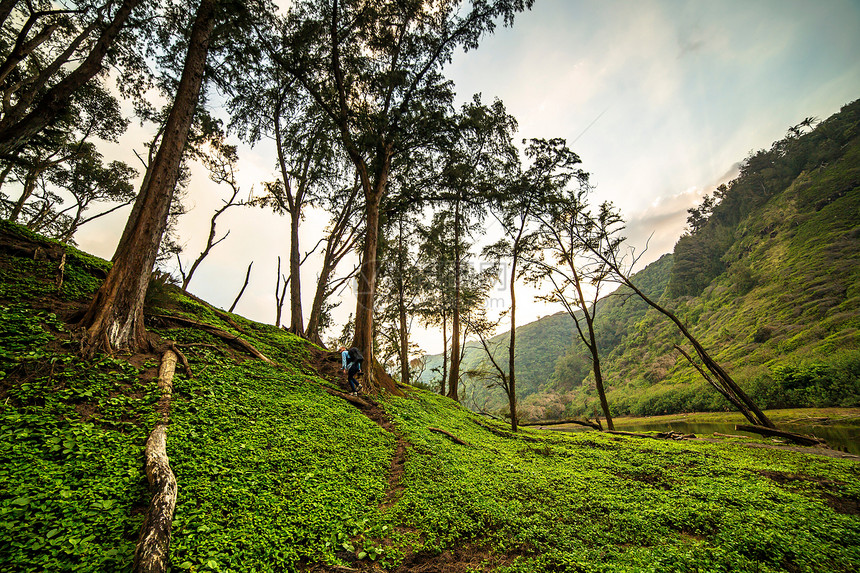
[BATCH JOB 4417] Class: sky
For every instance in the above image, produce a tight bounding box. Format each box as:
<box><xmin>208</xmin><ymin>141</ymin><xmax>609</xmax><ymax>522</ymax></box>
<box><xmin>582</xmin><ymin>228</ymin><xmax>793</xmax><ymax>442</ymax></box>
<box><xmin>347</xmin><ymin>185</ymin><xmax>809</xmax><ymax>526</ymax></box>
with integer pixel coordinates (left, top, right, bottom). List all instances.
<box><xmin>72</xmin><ymin>0</ymin><xmax>860</xmax><ymax>356</ymax></box>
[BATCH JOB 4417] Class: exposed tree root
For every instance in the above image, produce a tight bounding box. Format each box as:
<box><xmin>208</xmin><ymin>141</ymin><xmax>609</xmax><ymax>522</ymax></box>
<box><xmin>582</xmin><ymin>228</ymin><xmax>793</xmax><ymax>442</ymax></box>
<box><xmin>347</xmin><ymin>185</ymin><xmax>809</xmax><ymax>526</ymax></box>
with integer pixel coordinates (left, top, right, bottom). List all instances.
<box><xmin>133</xmin><ymin>350</ymin><xmax>179</xmax><ymax>573</ymax></box>
<box><xmin>428</xmin><ymin>427</ymin><xmax>471</xmax><ymax>446</ymax></box>
<box><xmin>152</xmin><ymin>314</ymin><xmax>276</xmax><ymax>365</ymax></box>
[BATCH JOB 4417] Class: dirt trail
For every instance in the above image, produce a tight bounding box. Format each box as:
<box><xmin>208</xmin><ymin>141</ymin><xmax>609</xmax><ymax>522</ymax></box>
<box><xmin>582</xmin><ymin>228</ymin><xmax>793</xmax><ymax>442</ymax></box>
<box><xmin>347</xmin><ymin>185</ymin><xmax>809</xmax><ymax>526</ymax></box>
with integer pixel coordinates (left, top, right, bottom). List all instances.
<box><xmin>306</xmin><ymin>350</ymin><xmax>520</xmax><ymax>572</ymax></box>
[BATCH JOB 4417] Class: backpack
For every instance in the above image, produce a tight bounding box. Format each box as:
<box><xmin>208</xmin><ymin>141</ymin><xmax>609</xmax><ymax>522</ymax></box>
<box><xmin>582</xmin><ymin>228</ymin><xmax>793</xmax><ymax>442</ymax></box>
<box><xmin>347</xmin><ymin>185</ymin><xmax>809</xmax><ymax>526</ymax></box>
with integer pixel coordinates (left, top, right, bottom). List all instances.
<box><xmin>348</xmin><ymin>347</ymin><xmax>364</xmax><ymax>363</ymax></box>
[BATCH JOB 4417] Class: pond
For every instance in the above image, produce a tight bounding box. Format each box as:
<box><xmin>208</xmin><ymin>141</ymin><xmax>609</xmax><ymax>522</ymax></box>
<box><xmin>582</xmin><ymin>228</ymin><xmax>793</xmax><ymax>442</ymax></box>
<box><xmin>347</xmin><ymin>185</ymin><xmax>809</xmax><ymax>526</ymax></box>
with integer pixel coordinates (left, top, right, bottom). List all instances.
<box><xmin>551</xmin><ymin>419</ymin><xmax>860</xmax><ymax>455</ymax></box>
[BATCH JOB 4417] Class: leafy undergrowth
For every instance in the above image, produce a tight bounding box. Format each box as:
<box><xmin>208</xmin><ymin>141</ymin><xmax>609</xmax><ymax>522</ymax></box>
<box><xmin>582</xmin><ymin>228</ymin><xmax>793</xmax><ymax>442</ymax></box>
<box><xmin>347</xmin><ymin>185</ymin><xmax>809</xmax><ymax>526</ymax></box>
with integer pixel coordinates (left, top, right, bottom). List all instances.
<box><xmin>379</xmin><ymin>391</ymin><xmax>860</xmax><ymax>572</ymax></box>
<box><xmin>2</xmin><ymin>220</ymin><xmax>860</xmax><ymax>572</ymax></box>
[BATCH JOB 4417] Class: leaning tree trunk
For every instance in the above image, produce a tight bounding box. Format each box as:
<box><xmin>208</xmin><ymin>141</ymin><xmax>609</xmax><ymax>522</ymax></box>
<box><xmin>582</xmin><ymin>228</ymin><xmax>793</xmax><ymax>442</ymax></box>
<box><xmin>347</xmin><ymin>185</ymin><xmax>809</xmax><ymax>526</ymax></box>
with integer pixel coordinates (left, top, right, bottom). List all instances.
<box><xmin>76</xmin><ymin>0</ymin><xmax>216</xmax><ymax>356</ymax></box>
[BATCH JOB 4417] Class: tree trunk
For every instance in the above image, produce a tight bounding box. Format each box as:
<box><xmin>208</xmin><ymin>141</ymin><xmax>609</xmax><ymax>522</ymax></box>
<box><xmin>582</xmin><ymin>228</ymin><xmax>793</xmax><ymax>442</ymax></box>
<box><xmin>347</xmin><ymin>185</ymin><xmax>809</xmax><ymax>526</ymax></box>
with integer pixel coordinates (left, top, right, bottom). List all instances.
<box><xmin>76</xmin><ymin>0</ymin><xmax>216</xmax><ymax>355</ymax></box>
<box><xmin>440</xmin><ymin>313</ymin><xmax>447</xmax><ymax>396</ymax></box>
<box><xmin>614</xmin><ymin>273</ymin><xmax>774</xmax><ymax>428</ymax></box>
<box><xmin>305</xmin><ymin>252</ymin><xmax>334</xmax><ymax>346</ymax></box>
<box><xmin>397</xmin><ymin>216</ymin><xmax>410</xmax><ymax>385</ymax></box>
<box><xmin>447</xmin><ymin>197</ymin><xmax>461</xmax><ymax>401</ymax></box>
<box><xmin>8</xmin><ymin>163</ymin><xmax>42</xmax><ymax>222</ymax></box>
<box><xmin>352</xmin><ymin>186</ymin><xmax>381</xmax><ymax>381</ymax></box>
<box><xmin>288</xmin><ymin>207</ymin><xmax>304</xmax><ymax>335</ymax></box>
<box><xmin>0</xmin><ymin>0</ymin><xmax>142</xmax><ymax>156</ymax></box>
<box><xmin>507</xmin><ymin>252</ymin><xmax>518</xmax><ymax>432</ymax></box>
<box><xmin>588</xmin><ymin>335</ymin><xmax>614</xmax><ymax>431</ymax></box>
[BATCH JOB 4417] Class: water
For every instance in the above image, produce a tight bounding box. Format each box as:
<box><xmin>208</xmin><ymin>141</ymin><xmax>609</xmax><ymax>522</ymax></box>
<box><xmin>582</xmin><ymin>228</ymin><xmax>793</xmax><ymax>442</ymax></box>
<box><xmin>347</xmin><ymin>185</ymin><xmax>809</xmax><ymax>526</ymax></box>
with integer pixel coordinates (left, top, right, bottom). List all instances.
<box><xmin>551</xmin><ymin>419</ymin><xmax>860</xmax><ymax>455</ymax></box>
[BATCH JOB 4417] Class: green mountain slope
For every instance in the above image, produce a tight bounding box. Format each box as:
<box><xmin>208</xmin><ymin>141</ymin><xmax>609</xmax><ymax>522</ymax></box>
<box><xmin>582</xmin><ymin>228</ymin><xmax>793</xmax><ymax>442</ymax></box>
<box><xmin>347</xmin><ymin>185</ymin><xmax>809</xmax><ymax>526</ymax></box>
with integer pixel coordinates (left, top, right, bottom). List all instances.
<box><xmin>418</xmin><ymin>310</ymin><xmax>579</xmax><ymax>408</ymax></box>
<box><xmin>2</xmin><ymin>220</ymin><xmax>860</xmax><ymax>572</ymax></box>
<box><xmin>553</xmin><ymin>100</ymin><xmax>860</xmax><ymax>418</ymax></box>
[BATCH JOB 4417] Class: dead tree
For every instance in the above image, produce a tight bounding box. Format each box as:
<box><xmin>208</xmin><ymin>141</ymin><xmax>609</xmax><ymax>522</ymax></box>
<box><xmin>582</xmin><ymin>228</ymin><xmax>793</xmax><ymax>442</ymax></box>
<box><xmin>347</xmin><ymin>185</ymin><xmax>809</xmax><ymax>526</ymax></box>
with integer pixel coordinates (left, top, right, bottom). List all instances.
<box><xmin>229</xmin><ymin>261</ymin><xmax>253</xmax><ymax>313</ymax></box>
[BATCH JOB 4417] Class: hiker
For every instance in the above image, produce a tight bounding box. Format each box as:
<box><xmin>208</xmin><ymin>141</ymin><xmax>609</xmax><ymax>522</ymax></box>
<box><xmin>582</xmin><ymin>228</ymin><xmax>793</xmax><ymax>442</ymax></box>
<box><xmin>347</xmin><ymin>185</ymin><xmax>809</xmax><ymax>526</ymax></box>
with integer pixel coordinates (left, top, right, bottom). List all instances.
<box><xmin>339</xmin><ymin>346</ymin><xmax>363</xmax><ymax>395</ymax></box>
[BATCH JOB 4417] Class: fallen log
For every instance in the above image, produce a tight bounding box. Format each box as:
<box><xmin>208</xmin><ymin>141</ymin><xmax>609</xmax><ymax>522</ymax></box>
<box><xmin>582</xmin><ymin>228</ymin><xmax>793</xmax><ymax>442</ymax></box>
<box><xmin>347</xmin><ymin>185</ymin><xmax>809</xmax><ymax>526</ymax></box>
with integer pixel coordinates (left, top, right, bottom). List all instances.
<box><xmin>713</xmin><ymin>432</ymin><xmax>748</xmax><ymax>439</ymax></box>
<box><xmin>428</xmin><ymin>427</ymin><xmax>471</xmax><ymax>446</ymax></box>
<box><xmin>157</xmin><ymin>350</ymin><xmax>176</xmax><ymax>395</ymax></box>
<box><xmin>522</xmin><ymin>418</ymin><xmax>603</xmax><ymax>430</ymax></box>
<box><xmin>605</xmin><ymin>430</ymin><xmax>695</xmax><ymax>441</ymax></box>
<box><xmin>133</xmin><ymin>351</ymin><xmax>179</xmax><ymax>573</ymax></box>
<box><xmin>133</xmin><ymin>424</ymin><xmax>177</xmax><ymax>573</ymax></box>
<box><xmin>152</xmin><ymin>314</ymin><xmax>276</xmax><ymax>366</ymax></box>
<box><xmin>735</xmin><ymin>424</ymin><xmax>826</xmax><ymax>447</ymax></box>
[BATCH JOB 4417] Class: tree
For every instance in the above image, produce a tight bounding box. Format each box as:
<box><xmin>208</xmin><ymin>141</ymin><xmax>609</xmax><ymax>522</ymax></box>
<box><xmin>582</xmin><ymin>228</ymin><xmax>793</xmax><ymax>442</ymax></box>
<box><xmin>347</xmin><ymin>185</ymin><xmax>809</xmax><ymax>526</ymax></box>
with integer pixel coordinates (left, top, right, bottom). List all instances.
<box><xmin>534</xmin><ymin>188</ymin><xmax>618</xmax><ymax>431</ymax></box>
<box><xmin>376</xmin><ymin>209</ymin><xmax>422</xmax><ymax>384</ymax></box>
<box><xmin>416</xmin><ymin>211</ymin><xmax>456</xmax><ymax>395</ymax></box>
<box><xmin>484</xmin><ymin>138</ymin><xmax>584</xmax><ymax>430</ymax></box>
<box><xmin>578</xmin><ymin>202</ymin><xmax>776</xmax><ymax>429</ymax></box>
<box><xmin>0</xmin><ymin>0</ymin><xmax>147</xmax><ymax>156</ymax></box>
<box><xmin>176</xmin><ymin>139</ymin><xmax>245</xmax><ymax>292</ymax></box>
<box><xmin>1</xmin><ymin>79</ymin><xmax>131</xmax><ymax>229</ymax></box>
<box><xmin>270</xmin><ymin>0</ymin><xmax>534</xmax><ymax>387</ymax></box>
<box><xmin>76</xmin><ymin>0</ymin><xmax>218</xmax><ymax>355</ymax></box>
<box><xmin>439</xmin><ymin>96</ymin><xmax>518</xmax><ymax>401</ymax></box>
<box><xmin>229</xmin><ymin>61</ymin><xmax>343</xmax><ymax>336</ymax></box>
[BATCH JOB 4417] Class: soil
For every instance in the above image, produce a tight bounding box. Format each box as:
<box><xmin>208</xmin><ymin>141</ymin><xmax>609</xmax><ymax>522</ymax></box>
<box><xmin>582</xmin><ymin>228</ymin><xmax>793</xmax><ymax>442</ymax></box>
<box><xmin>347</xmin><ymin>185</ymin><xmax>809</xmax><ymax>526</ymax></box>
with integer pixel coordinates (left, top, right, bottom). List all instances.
<box><xmin>758</xmin><ymin>470</ymin><xmax>859</xmax><ymax>515</ymax></box>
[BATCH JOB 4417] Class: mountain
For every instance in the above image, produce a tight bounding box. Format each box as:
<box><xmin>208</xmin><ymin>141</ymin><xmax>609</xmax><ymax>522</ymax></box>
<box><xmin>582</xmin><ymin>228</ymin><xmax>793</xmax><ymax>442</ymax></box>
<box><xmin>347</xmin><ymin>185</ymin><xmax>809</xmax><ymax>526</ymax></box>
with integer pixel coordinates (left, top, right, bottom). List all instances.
<box><xmin>531</xmin><ymin>98</ymin><xmax>860</xmax><ymax>420</ymax></box>
<box><xmin>418</xmin><ymin>310</ymin><xmax>580</xmax><ymax>409</ymax></box>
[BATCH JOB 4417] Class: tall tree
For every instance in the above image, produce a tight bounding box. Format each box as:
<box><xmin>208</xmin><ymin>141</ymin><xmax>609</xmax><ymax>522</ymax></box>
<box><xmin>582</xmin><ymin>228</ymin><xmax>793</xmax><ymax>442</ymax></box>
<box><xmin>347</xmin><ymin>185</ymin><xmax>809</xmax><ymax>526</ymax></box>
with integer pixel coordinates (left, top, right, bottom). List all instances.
<box><xmin>440</xmin><ymin>96</ymin><xmax>518</xmax><ymax>401</ymax></box>
<box><xmin>269</xmin><ymin>0</ymin><xmax>534</xmax><ymax>387</ymax></box>
<box><xmin>484</xmin><ymin>138</ymin><xmax>585</xmax><ymax>430</ymax></box>
<box><xmin>77</xmin><ymin>0</ymin><xmax>218</xmax><ymax>355</ymax></box>
<box><xmin>534</xmin><ymin>187</ymin><xmax>618</xmax><ymax>431</ymax></box>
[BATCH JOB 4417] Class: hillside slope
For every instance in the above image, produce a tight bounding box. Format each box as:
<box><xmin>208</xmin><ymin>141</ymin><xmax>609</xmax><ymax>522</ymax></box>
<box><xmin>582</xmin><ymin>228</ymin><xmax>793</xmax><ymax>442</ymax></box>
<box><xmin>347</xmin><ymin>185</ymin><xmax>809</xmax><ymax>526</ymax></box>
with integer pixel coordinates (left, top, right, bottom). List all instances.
<box><xmin>2</xmin><ymin>220</ymin><xmax>860</xmax><ymax>573</ymax></box>
<box><xmin>529</xmin><ymin>101</ymin><xmax>860</xmax><ymax>420</ymax></box>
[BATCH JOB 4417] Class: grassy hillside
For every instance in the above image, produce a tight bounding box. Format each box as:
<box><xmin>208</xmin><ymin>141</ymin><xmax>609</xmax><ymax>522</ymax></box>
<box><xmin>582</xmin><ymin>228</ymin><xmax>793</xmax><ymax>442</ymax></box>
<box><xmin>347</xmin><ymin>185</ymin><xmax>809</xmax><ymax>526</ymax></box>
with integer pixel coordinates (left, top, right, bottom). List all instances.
<box><xmin>2</xmin><ymin>220</ymin><xmax>860</xmax><ymax>573</ymax></box>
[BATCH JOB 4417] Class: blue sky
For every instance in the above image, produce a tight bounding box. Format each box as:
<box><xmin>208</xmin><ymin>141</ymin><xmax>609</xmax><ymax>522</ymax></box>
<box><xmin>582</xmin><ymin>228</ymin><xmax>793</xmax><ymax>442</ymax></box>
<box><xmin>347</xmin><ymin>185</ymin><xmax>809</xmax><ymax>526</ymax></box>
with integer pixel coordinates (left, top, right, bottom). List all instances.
<box><xmin>75</xmin><ymin>0</ymin><xmax>860</xmax><ymax>355</ymax></box>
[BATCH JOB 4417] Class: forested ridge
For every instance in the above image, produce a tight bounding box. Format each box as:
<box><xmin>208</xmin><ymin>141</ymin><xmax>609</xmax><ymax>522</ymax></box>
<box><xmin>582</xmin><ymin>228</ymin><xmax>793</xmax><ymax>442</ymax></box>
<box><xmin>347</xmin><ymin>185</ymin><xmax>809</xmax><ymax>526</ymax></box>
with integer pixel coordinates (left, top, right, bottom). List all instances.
<box><xmin>437</xmin><ymin>100</ymin><xmax>860</xmax><ymax>422</ymax></box>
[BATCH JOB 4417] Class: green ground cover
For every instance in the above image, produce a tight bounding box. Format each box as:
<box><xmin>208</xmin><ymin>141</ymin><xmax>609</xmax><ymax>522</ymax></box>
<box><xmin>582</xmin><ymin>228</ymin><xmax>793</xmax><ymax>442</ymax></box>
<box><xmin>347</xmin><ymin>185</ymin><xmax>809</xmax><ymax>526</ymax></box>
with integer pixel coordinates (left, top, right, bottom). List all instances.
<box><xmin>1</xmin><ymin>222</ymin><xmax>859</xmax><ymax>572</ymax></box>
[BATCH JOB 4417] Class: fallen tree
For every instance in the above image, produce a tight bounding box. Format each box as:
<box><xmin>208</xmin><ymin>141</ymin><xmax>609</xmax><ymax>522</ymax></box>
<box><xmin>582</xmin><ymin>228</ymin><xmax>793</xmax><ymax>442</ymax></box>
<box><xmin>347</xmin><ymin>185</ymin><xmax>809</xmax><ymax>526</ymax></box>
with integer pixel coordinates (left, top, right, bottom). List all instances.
<box><xmin>735</xmin><ymin>424</ymin><xmax>827</xmax><ymax>447</ymax></box>
<box><xmin>133</xmin><ymin>350</ymin><xmax>179</xmax><ymax>573</ymax></box>
<box><xmin>521</xmin><ymin>418</ymin><xmax>603</xmax><ymax>430</ymax></box>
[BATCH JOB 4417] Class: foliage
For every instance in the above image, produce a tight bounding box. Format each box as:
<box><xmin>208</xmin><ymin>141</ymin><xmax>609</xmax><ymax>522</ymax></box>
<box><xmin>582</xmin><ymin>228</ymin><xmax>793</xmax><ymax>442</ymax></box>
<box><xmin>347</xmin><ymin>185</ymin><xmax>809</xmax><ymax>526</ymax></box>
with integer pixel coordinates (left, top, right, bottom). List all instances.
<box><xmin>1</xmin><ymin>223</ymin><xmax>860</xmax><ymax>572</ymax></box>
<box><xmin>0</xmin><ymin>304</ymin><xmax>158</xmax><ymax>571</ymax></box>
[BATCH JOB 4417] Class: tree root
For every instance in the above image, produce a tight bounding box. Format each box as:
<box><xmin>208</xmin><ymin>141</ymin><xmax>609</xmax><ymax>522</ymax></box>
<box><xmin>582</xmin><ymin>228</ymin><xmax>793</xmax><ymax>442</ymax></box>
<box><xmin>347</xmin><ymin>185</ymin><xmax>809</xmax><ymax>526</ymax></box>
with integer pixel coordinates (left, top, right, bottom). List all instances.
<box><xmin>152</xmin><ymin>314</ymin><xmax>276</xmax><ymax>366</ymax></box>
<box><xmin>428</xmin><ymin>427</ymin><xmax>471</xmax><ymax>446</ymax></box>
<box><xmin>133</xmin><ymin>350</ymin><xmax>179</xmax><ymax>573</ymax></box>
